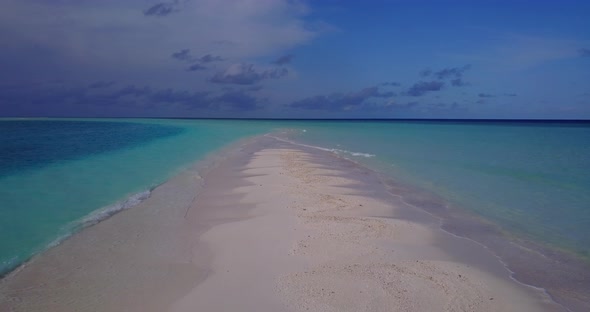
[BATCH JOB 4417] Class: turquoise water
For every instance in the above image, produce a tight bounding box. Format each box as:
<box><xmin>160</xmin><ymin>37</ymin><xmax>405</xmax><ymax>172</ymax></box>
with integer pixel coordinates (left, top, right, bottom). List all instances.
<box><xmin>1</xmin><ymin>118</ymin><xmax>589</xmax><ymax>284</ymax></box>
<box><xmin>0</xmin><ymin>119</ymin><xmax>273</xmax><ymax>274</ymax></box>
<box><xmin>290</xmin><ymin>121</ymin><xmax>590</xmax><ymax>259</ymax></box>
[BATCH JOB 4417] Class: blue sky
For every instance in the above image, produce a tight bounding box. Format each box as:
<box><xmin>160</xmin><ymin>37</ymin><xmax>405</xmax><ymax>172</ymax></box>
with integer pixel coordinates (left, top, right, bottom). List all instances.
<box><xmin>1</xmin><ymin>0</ymin><xmax>589</xmax><ymax>119</ymax></box>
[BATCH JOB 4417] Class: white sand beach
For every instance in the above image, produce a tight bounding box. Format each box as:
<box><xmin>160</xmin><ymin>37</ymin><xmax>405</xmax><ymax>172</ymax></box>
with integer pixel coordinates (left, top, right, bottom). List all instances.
<box><xmin>0</xmin><ymin>139</ymin><xmax>564</xmax><ymax>311</ymax></box>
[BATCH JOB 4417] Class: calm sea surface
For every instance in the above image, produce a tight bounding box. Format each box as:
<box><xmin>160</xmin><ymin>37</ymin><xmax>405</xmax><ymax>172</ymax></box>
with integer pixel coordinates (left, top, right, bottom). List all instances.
<box><xmin>0</xmin><ymin>119</ymin><xmax>272</xmax><ymax>273</ymax></box>
<box><xmin>1</xmin><ymin>119</ymin><xmax>589</xmax><ymax>308</ymax></box>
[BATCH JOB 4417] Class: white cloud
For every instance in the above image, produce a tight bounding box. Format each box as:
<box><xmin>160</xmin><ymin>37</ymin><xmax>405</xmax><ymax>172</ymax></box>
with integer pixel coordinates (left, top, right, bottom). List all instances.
<box><xmin>0</xmin><ymin>0</ymin><xmax>322</xmax><ymax>85</ymax></box>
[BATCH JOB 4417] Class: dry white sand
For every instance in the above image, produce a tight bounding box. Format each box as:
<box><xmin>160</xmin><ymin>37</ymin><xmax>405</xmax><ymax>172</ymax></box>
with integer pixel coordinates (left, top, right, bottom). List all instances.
<box><xmin>173</xmin><ymin>147</ymin><xmax>562</xmax><ymax>312</ymax></box>
<box><xmin>0</xmin><ymin>143</ymin><xmax>565</xmax><ymax>311</ymax></box>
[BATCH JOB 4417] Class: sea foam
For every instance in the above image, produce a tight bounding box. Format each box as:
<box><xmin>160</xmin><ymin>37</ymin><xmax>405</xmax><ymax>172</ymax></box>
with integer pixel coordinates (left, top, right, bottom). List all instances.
<box><xmin>78</xmin><ymin>190</ymin><xmax>152</xmax><ymax>228</ymax></box>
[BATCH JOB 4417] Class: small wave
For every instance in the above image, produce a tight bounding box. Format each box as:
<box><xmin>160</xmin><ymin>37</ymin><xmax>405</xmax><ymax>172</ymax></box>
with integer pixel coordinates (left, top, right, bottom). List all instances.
<box><xmin>332</xmin><ymin>149</ymin><xmax>375</xmax><ymax>158</ymax></box>
<box><xmin>48</xmin><ymin>190</ymin><xmax>152</xmax><ymax>248</ymax></box>
<box><xmin>0</xmin><ymin>256</ymin><xmax>19</xmax><ymax>277</ymax></box>
<box><xmin>78</xmin><ymin>190</ymin><xmax>151</xmax><ymax>228</ymax></box>
<box><xmin>267</xmin><ymin>134</ymin><xmax>375</xmax><ymax>158</ymax></box>
<box><xmin>1</xmin><ymin>189</ymin><xmax>153</xmax><ymax>278</ymax></box>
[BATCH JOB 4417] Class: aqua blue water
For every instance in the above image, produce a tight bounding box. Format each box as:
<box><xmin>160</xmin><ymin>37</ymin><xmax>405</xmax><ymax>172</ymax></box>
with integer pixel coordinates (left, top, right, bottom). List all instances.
<box><xmin>2</xmin><ymin>118</ymin><xmax>589</xmax><ymax>280</ymax></box>
<box><xmin>0</xmin><ymin>119</ymin><xmax>273</xmax><ymax>274</ymax></box>
<box><xmin>290</xmin><ymin>121</ymin><xmax>590</xmax><ymax>259</ymax></box>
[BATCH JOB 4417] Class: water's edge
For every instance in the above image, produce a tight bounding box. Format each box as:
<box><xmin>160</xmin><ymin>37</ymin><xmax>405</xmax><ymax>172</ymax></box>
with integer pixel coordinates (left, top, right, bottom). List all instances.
<box><xmin>2</xmin><ymin>130</ymin><xmax>587</xmax><ymax>311</ymax></box>
<box><xmin>0</xmin><ymin>134</ymin><xmax>263</xmax><ymax>279</ymax></box>
<box><xmin>277</xmin><ymin>133</ymin><xmax>588</xmax><ymax>312</ymax></box>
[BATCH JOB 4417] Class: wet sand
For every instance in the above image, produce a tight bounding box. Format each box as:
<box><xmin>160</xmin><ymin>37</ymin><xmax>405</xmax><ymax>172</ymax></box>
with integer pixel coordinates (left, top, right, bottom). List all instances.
<box><xmin>0</xmin><ymin>137</ymin><xmax>565</xmax><ymax>311</ymax></box>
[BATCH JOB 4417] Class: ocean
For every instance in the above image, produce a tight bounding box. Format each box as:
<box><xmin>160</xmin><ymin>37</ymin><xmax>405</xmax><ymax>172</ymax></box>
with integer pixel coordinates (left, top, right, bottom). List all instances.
<box><xmin>1</xmin><ymin>118</ymin><xmax>589</xmax><ymax>308</ymax></box>
<box><xmin>0</xmin><ymin>119</ymin><xmax>273</xmax><ymax>274</ymax></box>
<box><xmin>290</xmin><ymin>120</ymin><xmax>590</xmax><ymax>259</ymax></box>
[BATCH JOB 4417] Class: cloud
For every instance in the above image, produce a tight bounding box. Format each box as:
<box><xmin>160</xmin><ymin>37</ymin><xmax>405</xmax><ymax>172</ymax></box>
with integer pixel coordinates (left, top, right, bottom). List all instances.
<box><xmin>478</xmin><ymin>93</ymin><xmax>495</xmax><ymax>98</ymax></box>
<box><xmin>451</xmin><ymin>78</ymin><xmax>468</xmax><ymax>87</ymax></box>
<box><xmin>420</xmin><ymin>69</ymin><xmax>432</xmax><ymax>77</ymax></box>
<box><xmin>579</xmin><ymin>48</ymin><xmax>590</xmax><ymax>57</ymax></box>
<box><xmin>0</xmin><ymin>0</ymin><xmax>322</xmax><ymax>89</ymax></box>
<box><xmin>272</xmin><ymin>54</ymin><xmax>294</xmax><ymax>65</ymax></box>
<box><xmin>171</xmin><ymin>50</ymin><xmax>223</xmax><ymax>64</ymax></box>
<box><xmin>289</xmin><ymin>86</ymin><xmax>394</xmax><ymax>110</ymax></box>
<box><xmin>413</xmin><ymin>65</ymin><xmax>470</xmax><ymax>89</ymax></box>
<box><xmin>187</xmin><ymin>64</ymin><xmax>207</xmax><ymax>71</ymax></box>
<box><xmin>433</xmin><ymin>65</ymin><xmax>471</xmax><ymax>80</ymax></box>
<box><xmin>171</xmin><ymin>50</ymin><xmax>224</xmax><ymax>71</ymax></box>
<box><xmin>144</xmin><ymin>1</ymin><xmax>180</xmax><ymax>17</ymax></box>
<box><xmin>381</xmin><ymin>82</ymin><xmax>401</xmax><ymax>87</ymax></box>
<box><xmin>504</xmin><ymin>93</ymin><xmax>518</xmax><ymax>97</ymax></box>
<box><xmin>171</xmin><ymin>49</ymin><xmax>192</xmax><ymax>62</ymax></box>
<box><xmin>0</xmin><ymin>81</ymin><xmax>265</xmax><ymax>116</ymax></box>
<box><xmin>405</xmin><ymin>81</ymin><xmax>444</xmax><ymax>97</ymax></box>
<box><xmin>199</xmin><ymin>54</ymin><xmax>224</xmax><ymax>63</ymax></box>
<box><xmin>210</xmin><ymin>63</ymin><xmax>288</xmax><ymax>85</ymax></box>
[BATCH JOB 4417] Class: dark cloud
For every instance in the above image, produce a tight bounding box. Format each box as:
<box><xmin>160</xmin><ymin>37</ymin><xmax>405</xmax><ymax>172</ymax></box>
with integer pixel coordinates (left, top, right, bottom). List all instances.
<box><xmin>451</xmin><ymin>78</ymin><xmax>468</xmax><ymax>87</ymax></box>
<box><xmin>0</xmin><ymin>81</ymin><xmax>267</xmax><ymax>116</ymax></box>
<box><xmin>412</xmin><ymin>65</ymin><xmax>470</xmax><ymax>89</ymax></box>
<box><xmin>265</xmin><ymin>67</ymin><xmax>289</xmax><ymax>79</ymax></box>
<box><xmin>272</xmin><ymin>54</ymin><xmax>294</xmax><ymax>65</ymax></box>
<box><xmin>579</xmin><ymin>48</ymin><xmax>590</xmax><ymax>57</ymax></box>
<box><xmin>405</xmin><ymin>81</ymin><xmax>444</xmax><ymax>97</ymax></box>
<box><xmin>289</xmin><ymin>86</ymin><xmax>394</xmax><ymax>110</ymax></box>
<box><xmin>478</xmin><ymin>93</ymin><xmax>495</xmax><ymax>98</ymax></box>
<box><xmin>144</xmin><ymin>1</ymin><xmax>179</xmax><ymax>17</ymax></box>
<box><xmin>434</xmin><ymin>65</ymin><xmax>471</xmax><ymax>80</ymax></box>
<box><xmin>171</xmin><ymin>49</ymin><xmax>192</xmax><ymax>62</ymax></box>
<box><xmin>381</xmin><ymin>82</ymin><xmax>401</xmax><ymax>87</ymax></box>
<box><xmin>172</xmin><ymin>50</ymin><xmax>223</xmax><ymax>63</ymax></box>
<box><xmin>210</xmin><ymin>63</ymin><xmax>288</xmax><ymax>85</ymax></box>
<box><xmin>199</xmin><ymin>54</ymin><xmax>224</xmax><ymax>63</ymax></box>
<box><xmin>420</xmin><ymin>69</ymin><xmax>432</xmax><ymax>77</ymax></box>
<box><xmin>187</xmin><ymin>64</ymin><xmax>207</xmax><ymax>71</ymax></box>
<box><xmin>172</xmin><ymin>50</ymin><xmax>223</xmax><ymax>71</ymax></box>
<box><xmin>88</xmin><ymin>81</ymin><xmax>115</xmax><ymax>89</ymax></box>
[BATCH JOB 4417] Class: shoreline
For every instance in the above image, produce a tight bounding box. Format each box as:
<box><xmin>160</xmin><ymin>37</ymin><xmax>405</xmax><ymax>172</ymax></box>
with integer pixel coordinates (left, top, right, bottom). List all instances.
<box><xmin>278</xmin><ymin>132</ymin><xmax>590</xmax><ymax>311</ymax></box>
<box><xmin>0</xmin><ymin>134</ymin><xmax>578</xmax><ymax>311</ymax></box>
<box><xmin>0</xmin><ymin>134</ymin><xmax>262</xmax><ymax>279</ymax></box>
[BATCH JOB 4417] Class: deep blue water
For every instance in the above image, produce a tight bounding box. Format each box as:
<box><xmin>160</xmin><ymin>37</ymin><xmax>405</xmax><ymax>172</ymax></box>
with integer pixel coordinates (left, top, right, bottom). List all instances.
<box><xmin>0</xmin><ymin>120</ymin><xmax>184</xmax><ymax>177</ymax></box>
<box><xmin>1</xmin><ymin>118</ymin><xmax>588</xmax><ymax>310</ymax></box>
<box><xmin>2</xmin><ymin>118</ymin><xmax>589</xmax><ymax>282</ymax></box>
<box><xmin>0</xmin><ymin>119</ymin><xmax>272</xmax><ymax>274</ymax></box>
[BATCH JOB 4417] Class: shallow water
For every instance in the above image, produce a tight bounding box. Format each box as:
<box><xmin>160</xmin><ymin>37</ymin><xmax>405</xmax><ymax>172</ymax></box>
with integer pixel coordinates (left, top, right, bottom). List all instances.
<box><xmin>0</xmin><ymin>118</ymin><xmax>273</xmax><ymax>274</ymax></box>
<box><xmin>1</xmin><ymin>118</ymin><xmax>588</xmax><ymax>310</ymax></box>
<box><xmin>290</xmin><ymin>120</ymin><xmax>590</xmax><ymax>260</ymax></box>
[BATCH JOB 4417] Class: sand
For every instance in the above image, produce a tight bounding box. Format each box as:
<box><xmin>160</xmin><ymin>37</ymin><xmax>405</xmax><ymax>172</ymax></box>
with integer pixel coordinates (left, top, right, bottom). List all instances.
<box><xmin>0</xmin><ymin>138</ymin><xmax>566</xmax><ymax>311</ymax></box>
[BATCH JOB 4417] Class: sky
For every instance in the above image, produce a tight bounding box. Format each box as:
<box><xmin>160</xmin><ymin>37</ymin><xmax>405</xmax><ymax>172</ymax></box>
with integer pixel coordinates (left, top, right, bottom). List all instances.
<box><xmin>1</xmin><ymin>0</ymin><xmax>589</xmax><ymax>119</ymax></box>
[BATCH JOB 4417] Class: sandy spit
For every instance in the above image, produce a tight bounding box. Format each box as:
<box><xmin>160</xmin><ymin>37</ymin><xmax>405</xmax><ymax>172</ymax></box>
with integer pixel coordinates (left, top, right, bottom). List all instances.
<box><xmin>0</xmin><ymin>139</ymin><xmax>564</xmax><ymax>312</ymax></box>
